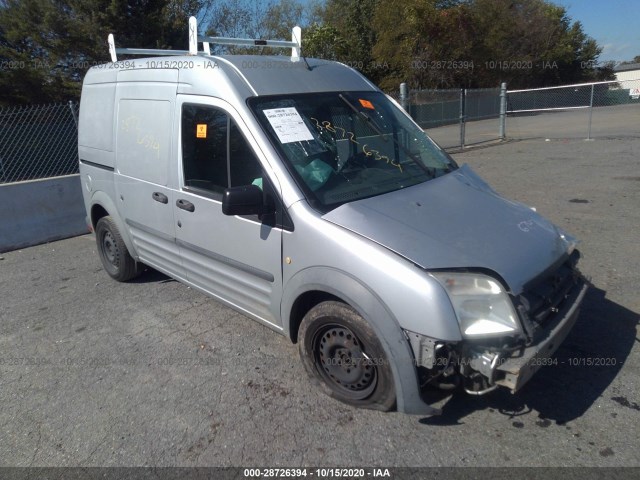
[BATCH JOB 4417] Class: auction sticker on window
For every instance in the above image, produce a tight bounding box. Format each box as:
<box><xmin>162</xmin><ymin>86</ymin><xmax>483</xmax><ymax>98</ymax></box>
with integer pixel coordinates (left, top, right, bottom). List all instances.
<box><xmin>263</xmin><ymin>107</ymin><xmax>314</xmax><ymax>144</ymax></box>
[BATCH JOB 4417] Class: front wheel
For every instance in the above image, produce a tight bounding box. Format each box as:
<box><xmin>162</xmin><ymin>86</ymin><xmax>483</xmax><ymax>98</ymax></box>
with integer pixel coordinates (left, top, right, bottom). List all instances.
<box><xmin>95</xmin><ymin>216</ymin><xmax>141</xmax><ymax>282</ymax></box>
<box><xmin>298</xmin><ymin>301</ymin><xmax>396</xmax><ymax>411</ymax></box>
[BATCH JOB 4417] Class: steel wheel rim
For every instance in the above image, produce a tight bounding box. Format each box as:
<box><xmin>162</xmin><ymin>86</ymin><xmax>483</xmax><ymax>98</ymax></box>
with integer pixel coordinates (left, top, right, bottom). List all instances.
<box><xmin>313</xmin><ymin>323</ymin><xmax>377</xmax><ymax>399</ymax></box>
<box><xmin>101</xmin><ymin>230</ymin><xmax>118</xmax><ymax>267</ymax></box>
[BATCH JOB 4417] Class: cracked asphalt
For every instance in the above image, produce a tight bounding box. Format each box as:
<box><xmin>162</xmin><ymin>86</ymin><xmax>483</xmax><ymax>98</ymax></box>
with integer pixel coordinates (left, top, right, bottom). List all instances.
<box><xmin>1</xmin><ymin>134</ymin><xmax>639</xmax><ymax>467</ymax></box>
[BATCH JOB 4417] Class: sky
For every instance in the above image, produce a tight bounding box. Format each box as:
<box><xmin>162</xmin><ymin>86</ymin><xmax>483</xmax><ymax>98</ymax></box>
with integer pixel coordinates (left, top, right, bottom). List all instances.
<box><xmin>552</xmin><ymin>0</ymin><xmax>639</xmax><ymax>63</ymax></box>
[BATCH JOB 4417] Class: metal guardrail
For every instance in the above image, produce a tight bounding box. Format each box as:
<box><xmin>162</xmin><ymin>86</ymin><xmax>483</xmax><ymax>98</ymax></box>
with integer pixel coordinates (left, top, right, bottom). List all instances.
<box><xmin>0</xmin><ymin>102</ymin><xmax>79</xmax><ymax>184</ymax></box>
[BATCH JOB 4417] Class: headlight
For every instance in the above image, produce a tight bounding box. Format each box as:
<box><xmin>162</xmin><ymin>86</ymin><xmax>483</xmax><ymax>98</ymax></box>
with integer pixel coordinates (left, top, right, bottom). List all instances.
<box><xmin>556</xmin><ymin>226</ymin><xmax>578</xmax><ymax>255</ymax></box>
<box><xmin>432</xmin><ymin>272</ymin><xmax>521</xmax><ymax>338</ymax></box>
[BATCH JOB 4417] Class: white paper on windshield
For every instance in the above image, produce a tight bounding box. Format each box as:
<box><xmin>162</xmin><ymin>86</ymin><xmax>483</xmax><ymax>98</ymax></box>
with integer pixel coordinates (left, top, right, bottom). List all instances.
<box><xmin>263</xmin><ymin>107</ymin><xmax>314</xmax><ymax>144</ymax></box>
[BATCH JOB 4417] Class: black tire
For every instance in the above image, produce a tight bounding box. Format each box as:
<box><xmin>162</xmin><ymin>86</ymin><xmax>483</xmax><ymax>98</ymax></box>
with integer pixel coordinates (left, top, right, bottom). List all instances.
<box><xmin>298</xmin><ymin>301</ymin><xmax>396</xmax><ymax>411</ymax></box>
<box><xmin>95</xmin><ymin>216</ymin><xmax>141</xmax><ymax>282</ymax></box>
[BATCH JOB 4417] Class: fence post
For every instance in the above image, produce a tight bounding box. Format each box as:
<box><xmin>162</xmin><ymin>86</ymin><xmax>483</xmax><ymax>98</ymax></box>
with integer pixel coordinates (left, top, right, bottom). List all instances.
<box><xmin>459</xmin><ymin>88</ymin><xmax>466</xmax><ymax>149</ymax></box>
<box><xmin>399</xmin><ymin>82</ymin><xmax>409</xmax><ymax>113</ymax></box>
<box><xmin>499</xmin><ymin>82</ymin><xmax>507</xmax><ymax>141</ymax></box>
<box><xmin>68</xmin><ymin>100</ymin><xmax>78</xmax><ymax>128</ymax></box>
<box><xmin>587</xmin><ymin>83</ymin><xmax>594</xmax><ymax>140</ymax></box>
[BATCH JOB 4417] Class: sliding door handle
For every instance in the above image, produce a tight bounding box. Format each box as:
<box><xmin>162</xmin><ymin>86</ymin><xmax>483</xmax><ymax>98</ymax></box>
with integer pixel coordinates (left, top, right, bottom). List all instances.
<box><xmin>152</xmin><ymin>192</ymin><xmax>168</xmax><ymax>204</ymax></box>
<box><xmin>176</xmin><ymin>199</ymin><xmax>195</xmax><ymax>212</ymax></box>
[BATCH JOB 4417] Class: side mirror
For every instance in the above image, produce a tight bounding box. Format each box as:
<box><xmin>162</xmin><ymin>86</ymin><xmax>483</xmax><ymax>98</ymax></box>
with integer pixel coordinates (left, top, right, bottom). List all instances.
<box><xmin>222</xmin><ymin>185</ymin><xmax>269</xmax><ymax>216</ymax></box>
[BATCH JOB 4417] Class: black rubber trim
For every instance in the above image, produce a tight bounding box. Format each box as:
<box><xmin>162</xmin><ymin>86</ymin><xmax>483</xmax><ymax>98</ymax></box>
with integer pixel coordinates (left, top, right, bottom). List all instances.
<box><xmin>176</xmin><ymin>238</ymin><xmax>275</xmax><ymax>283</ymax></box>
<box><xmin>80</xmin><ymin>159</ymin><xmax>115</xmax><ymax>172</ymax></box>
<box><xmin>182</xmin><ymin>185</ymin><xmax>223</xmax><ymax>202</ymax></box>
<box><xmin>126</xmin><ymin>214</ymin><xmax>275</xmax><ymax>283</ymax></box>
<box><xmin>125</xmin><ymin>218</ymin><xmax>175</xmax><ymax>244</ymax></box>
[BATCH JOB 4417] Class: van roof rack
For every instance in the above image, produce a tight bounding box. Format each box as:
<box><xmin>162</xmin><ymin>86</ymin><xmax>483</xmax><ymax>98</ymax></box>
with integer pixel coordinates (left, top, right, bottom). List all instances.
<box><xmin>108</xmin><ymin>16</ymin><xmax>301</xmax><ymax>63</ymax></box>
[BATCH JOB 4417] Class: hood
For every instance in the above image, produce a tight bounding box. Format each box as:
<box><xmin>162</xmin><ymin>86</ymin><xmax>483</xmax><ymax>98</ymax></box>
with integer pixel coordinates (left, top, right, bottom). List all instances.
<box><xmin>322</xmin><ymin>165</ymin><xmax>573</xmax><ymax>295</ymax></box>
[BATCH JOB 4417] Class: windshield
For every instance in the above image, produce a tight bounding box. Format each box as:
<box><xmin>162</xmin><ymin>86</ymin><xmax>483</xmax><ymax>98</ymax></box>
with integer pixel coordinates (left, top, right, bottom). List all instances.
<box><xmin>249</xmin><ymin>91</ymin><xmax>457</xmax><ymax>212</ymax></box>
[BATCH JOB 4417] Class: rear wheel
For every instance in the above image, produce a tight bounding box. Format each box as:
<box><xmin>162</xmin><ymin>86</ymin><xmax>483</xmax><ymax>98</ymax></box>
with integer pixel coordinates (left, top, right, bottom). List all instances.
<box><xmin>95</xmin><ymin>216</ymin><xmax>141</xmax><ymax>282</ymax></box>
<box><xmin>298</xmin><ymin>301</ymin><xmax>396</xmax><ymax>411</ymax></box>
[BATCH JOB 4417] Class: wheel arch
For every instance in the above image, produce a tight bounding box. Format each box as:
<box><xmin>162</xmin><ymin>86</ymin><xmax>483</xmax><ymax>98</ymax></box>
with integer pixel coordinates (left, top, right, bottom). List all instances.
<box><xmin>287</xmin><ymin>290</ymin><xmax>343</xmax><ymax>345</ymax></box>
<box><xmin>282</xmin><ymin>266</ymin><xmax>440</xmax><ymax>415</ymax></box>
<box><xmin>90</xmin><ymin>203</ymin><xmax>109</xmax><ymax>229</ymax></box>
<box><xmin>88</xmin><ymin>191</ymin><xmax>137</xmax><ymax>260</ymax></box>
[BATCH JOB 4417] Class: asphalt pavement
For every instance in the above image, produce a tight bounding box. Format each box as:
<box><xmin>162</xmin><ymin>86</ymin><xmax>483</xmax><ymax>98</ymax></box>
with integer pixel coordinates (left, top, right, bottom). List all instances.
<box><xmin>0</xmin><ymin>136</ymin><xmax>638</xmax><ymax>467</ymax></box>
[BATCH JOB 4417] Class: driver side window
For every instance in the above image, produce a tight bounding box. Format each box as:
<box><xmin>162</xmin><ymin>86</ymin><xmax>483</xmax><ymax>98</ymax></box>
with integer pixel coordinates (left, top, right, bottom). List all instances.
<box><xmin>181</xmin><ymin>104</ymin><xmax>263</xmax><ymax>197</ymax></box>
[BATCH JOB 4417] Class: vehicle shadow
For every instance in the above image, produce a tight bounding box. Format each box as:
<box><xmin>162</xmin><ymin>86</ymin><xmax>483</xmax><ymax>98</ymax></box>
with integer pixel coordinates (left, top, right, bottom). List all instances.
<box><xmin>419</xmin><ymin>285</ymin><xmax>639</xmax><ymax>426</ymax></box>
<box><xmin>129</xmin><ymin>266</ymin><xmax>176</xmax><ymax>284</ymax></box>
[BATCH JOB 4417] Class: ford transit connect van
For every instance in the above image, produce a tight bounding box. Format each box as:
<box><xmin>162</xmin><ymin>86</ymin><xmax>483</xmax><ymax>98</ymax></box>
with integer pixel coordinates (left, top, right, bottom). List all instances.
<box><xmin>78</xmin><ymin>18</ymin><xmax>587</xmax><ymax>415</ymax></box>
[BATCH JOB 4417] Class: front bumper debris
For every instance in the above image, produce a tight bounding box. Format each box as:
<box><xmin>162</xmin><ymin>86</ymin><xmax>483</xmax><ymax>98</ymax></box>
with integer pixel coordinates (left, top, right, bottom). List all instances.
<box><xmin>407</xmin><ymin>274</ymin><xmax>588</xmax><ymax>396</ymax></box>
<box><xmin>494</xmin><ymin>281</ymin><xmax>588</xmax><ymax>392</ymax></box>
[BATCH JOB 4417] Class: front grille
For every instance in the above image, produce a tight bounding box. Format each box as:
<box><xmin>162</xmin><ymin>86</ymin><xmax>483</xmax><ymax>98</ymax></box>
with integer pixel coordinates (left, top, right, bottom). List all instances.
<box><xmin>518</xmin><ymin>251</ymin><xmax>583</xmax><ymax>331</ymax></box>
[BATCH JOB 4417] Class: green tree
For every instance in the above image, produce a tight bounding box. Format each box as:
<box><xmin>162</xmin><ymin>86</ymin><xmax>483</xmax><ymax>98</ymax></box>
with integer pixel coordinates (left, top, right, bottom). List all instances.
<box><xmin>309</xmin><ymin>0</ymin><xmax>383</xmax><ymax>83</ymax></box>
<box><xmin>0</xmin><ymin>0</ymin><xmax>204</xmax><ymax>105</ymax></box>
<box><xmin>261</xmin><ymin>0</ymin><xmax>305</xmax><ymax>40</ymax></box>
<box><xmin>205</xmin><ymin>0</ymin><xmax>253</xmax><ymax>40</ymax></box>
<box><xmin>303</xmin><ymin>23</ymin><xmax>345</xmax><ymax>60</ymax></box>
<box><xmin>468</xmin><ymin>0</ymin><xmax>604</xmax><ymax>87</ymax></box>
<box><xmin>371</xmin><ymin>0</ymin><xmax>605</xmax><ymax>90</ymax></box>
<box><xmin>0</xmin><ymin>0</ymin><xmax>610</xmax><ymax>105</ymax></box>
<box><xmin>373</xmin><ymin>0</ymin><xmax>477</xmax><ymax>90</ymax></box>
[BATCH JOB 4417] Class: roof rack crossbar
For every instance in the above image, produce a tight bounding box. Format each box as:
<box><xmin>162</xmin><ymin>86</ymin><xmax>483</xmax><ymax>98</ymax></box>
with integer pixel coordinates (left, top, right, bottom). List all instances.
<box><xmin>108</xmin><ymin>16</ymin><xmax>301</xmax><ymax>62</ymax></box>
<box><xmin>198</xmin><ymin>36</ymin><xmax>297</xmax><ymax>48</ymax></box>
<box><xmin>116</xmin><ymin>48</ymin><xmax>191</xmax><ymax>56</ymax></box>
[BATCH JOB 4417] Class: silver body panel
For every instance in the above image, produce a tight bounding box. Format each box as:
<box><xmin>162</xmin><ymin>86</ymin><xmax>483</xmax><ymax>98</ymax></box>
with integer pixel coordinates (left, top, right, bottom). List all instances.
<box><xmin>173</xmin><ymin>96</ymin><xmax>283</xmax><ymax>326</ymax></box>
<box><xmin>114</xmin><ymin>72</ymin><xmax>185</xmax><ymax>279</ymax></box>
<box><xmin>78</xmin><ymin>54</ymin><xmax>584</xmax><ymax>415</ymax></box>
<box><xmin>323</xmin><ymin>164</ymin><xmax>568</xmax><ymax>296</ymax></box>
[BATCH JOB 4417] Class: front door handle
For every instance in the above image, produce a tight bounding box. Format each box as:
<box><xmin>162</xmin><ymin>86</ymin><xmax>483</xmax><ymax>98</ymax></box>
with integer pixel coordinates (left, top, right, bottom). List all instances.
<box><xmin>152</xmin><ymin>192</ymin><xmax>168</xmax><ymax>204</ymax></box>
<box><xmin>176</xmin><ymin>199</ymin><xmax>195</xmax><ymax>212</ymax></box>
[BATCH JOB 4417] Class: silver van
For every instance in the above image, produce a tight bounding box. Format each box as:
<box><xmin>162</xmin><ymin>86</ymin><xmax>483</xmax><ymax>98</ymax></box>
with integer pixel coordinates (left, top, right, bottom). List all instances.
<box><xmin>78</xmin><ymin>18</ymin><xmax>587</xmax><ymax>415</ymax></box>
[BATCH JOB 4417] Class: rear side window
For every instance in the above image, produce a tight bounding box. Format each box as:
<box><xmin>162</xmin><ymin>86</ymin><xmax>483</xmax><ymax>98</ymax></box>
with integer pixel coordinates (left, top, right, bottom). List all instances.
<box><xmin>181</xmin><ymin>104</ymin><xmax>263</xmax><ymax>196</ymax></box>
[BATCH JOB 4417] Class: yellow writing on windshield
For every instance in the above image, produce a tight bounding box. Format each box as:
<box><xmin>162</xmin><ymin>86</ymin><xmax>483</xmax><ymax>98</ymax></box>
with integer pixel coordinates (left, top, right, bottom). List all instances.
<box><xmin>309</xmin><ymin>117</ymin><xmax>403</xmax><ymax>173</ymax></box>
<box><xmin>362</xmin><ymin>144</ymin><xmax>403</xmax><ymax>172</ymax></box>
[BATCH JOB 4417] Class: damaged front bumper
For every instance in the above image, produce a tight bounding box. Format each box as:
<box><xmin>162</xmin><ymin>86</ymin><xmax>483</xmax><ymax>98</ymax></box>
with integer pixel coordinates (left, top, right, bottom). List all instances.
<box><xmin>494</xmin><ymin>280</ymin><xmax>588</xmax><ymax>392</ymax></box>
<box><xmin>406</xmin><ymin>272</ymin><xmax>588</xmax><ymax>397</ymax></box>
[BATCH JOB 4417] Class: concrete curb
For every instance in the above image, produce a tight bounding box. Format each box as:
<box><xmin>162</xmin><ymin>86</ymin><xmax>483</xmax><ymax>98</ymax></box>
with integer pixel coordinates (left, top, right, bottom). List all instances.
<box><xmin>0</xmin><ymin>174</ymin><xmax>89</xmax><ymax>253</ymax></box>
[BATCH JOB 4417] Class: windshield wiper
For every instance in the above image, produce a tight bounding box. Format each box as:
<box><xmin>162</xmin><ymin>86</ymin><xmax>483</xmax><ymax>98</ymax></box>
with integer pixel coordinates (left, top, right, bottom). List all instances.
<box><xmin>338</xmin><ymin>93</ymin><xmax>435</xmax><ymax>178</ymax></box>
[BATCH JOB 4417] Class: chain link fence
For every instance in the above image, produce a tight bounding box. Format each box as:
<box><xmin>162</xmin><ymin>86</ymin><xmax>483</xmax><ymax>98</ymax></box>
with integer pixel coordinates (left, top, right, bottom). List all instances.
<box><xmin>399</xmin><ymin>85</ymin><xmax>505</xmax><ymax>150</ymax></box>
<box><xmin>0</xmin><ymin>102</ymin><xmax>79</xmax><ymax>184</ymax></box>
<box><xmin>3</xmin><ymin>78</ymin><xmax>637</xmax><ymax>185</ymax></box>
<box><xmin>506</xmin><ymin>78</ymin><xmax>640</xmax><ymax>140</ymax></box>
<box><xmin>400</xmin><ymin>78</ymin><xmax>639</xmax><ymax>148</ymax></box>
